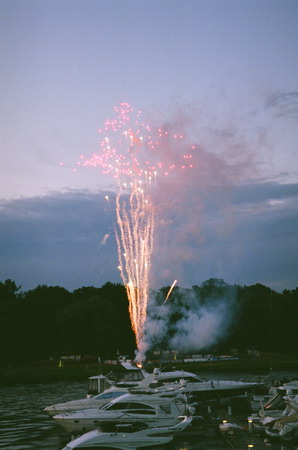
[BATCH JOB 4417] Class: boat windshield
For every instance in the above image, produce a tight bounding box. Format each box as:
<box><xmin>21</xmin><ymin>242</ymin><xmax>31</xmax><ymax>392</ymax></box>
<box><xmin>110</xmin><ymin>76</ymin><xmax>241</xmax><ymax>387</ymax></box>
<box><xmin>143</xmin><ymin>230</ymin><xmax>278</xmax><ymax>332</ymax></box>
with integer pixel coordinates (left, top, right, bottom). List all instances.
<box><xmin>102</xmin><ymin>402</ymin><xmax>156</xmax><ymax>414</ymax></box>
<box><xmin>160</xmin><ymin>375</ymin><xmax>206</xmax><ymax>383</ymax></box>
<box><xmin>94</xmin><ymin>391</ymin><xmax>126</xmax><ymax>400</ymax></box>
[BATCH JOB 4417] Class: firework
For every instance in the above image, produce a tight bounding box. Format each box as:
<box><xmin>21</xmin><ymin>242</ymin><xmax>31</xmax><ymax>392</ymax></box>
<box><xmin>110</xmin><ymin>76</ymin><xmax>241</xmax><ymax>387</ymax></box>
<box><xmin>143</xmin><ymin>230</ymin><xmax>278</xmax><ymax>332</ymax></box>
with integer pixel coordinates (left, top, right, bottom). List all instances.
<box><xmin>115</xmin><ymin>182</ymin><xmax>154</xmax><ymax>349</ymax></box>
<box><xmin>165</xmin><ymin>279</ymin><xmax>178</xmax><ymax>302</ymax></box>
<box><xmin>78</xmin><ymin>102</ymin><xmax>195</xmax><ymax>180</ymax></box>
<box><xmin>78</xmin><ymin>103</ymin><xmax>195</xmax><ymax>353</ymax></box>
<box><xmin>156</xmin><ymin>279</ymin><xmax>178</xmax><ymax>321</ymax></box>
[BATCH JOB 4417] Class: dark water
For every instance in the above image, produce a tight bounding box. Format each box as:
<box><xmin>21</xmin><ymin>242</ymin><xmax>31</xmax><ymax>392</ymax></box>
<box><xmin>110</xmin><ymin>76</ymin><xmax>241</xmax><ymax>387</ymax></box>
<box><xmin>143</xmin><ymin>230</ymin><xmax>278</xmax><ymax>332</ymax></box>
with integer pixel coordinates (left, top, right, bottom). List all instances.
<box><xmin>1</xmin><ymin>372</ymin><xmax>298</xmax><ymax>449</ymax></box>
<box><xmin>0</xmin><ymin>381</ymin><xmax>86</xmax><ymax>449</ymax></box>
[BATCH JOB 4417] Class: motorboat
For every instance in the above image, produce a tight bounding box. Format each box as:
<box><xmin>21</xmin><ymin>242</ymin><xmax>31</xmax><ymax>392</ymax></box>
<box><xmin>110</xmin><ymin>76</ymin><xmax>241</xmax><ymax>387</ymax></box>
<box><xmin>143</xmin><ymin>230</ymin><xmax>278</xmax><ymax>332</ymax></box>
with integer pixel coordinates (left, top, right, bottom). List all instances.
<box><xmin>246</xmin><ymin>393</ymin><xmax>274</xmax><ymax>412</ymax></box>
<box><xmin>45</xmin><ymin>384</ymin><xmax>187</xmax><ymax>418</ymax></box>
<box><xmin>53</xmin><ymin>392</ymin><xmax>188</xmax><ymax>433</ymax></box>
<box><xmin>247</xmin><ymin>380</ymin><xmax>298</xmax><ymax>433</ymax></box>
<box><xmin>62</xmin><ymin>415</ymin><xmax>192</xmax><ymax>449</ymax></box>
<box><xmin>283</xmin><ymin>393</ymin><xmax>298</xmax><ymax>412</ymax></box>
<box><xmin>248</xmin><ymin>397</ymin><xmax>297</xmax><ymax>433</ymax></box>
<box><xmin>246</xmin><ymin>380</ymin><xmax>283</xmax><ymax>411</ymax></box>
<box><xmin>248</xmin><ymin>401</ymin><xmax>292</xmax><ymax>433</ymax></box>
<box><xmin>265</xmin><ymin>411</ymin><xmax>298</xmax><ymax>440</ymax></box>
<box><xmin>44</xmin><ymin>359</ymin><xmax>149</xmax><ymax>417</ymax></box>
<box><xmin>44</xmin><ymin>387</ymin><xmax>129</xmax><ymax>417</ymax></box>
<box><xmin>219</xmin><ymin>420</ymin><xmax>243</xmax><ymax>432</ymax></box>
<box><xmin>87</xmin><ymin>360</ymin><xmax>149</xmax><ymax>397</ymax></box>
<box><xmin>136</xmin><ymin>368</ymin><xmax>265</xmax><ymax>400</ymax></box>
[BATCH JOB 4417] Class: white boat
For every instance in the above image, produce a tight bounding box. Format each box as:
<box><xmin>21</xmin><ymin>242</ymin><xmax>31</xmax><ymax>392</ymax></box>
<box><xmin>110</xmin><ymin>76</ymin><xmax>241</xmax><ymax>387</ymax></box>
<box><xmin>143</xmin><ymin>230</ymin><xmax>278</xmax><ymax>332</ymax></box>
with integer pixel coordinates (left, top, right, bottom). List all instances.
<box><xmin>136</xmin><ymin>368</ymin><xmax>265</xmax><ymax>400</ymax></box>
<box><xmin>62</xmin><ymin>415</ymin><xmax>192</xmax><ymax>449</ymax></box>
<box><xmin>44</xmin><ymin>387</ymin><xmax>129</xmax><ymax>417</ymax></box>
<box><xmin>219</xmin><ymin>421</ymin><xmax>243</xmax><ymax>432</ymax></box>
<box><xmin>247</xmin><ymin>380</ymin><xmax>298</xmax><ymax>433</ymax></box>
<box><xmin>53</xmin><ymin>392</ymin><xmax>188</xmax><ymax>433</ymax></box>
<box><xmin>248</xmin><ymin>402</ymin><xmax>293</xmax><ymax>433</ymax></box>
<box><xmin>283</xmin><ymin>393</ymin><xmax>298</xmax><ymax>412</ymax></box>
<box><xmin>265</xmin><ymin>411</ymin><xmax>298</xmax><ymax>440</ymax></box>
<box><xmin>44</xmin><ymin>359</ymin><xmax>149</xmax><ymax>417</ymax></box>
<box><xmin>87</xmin><ymin>361</ymin><xmax>149</xmax><ymax>397</ymax></box>
<box><xmin>247</xmin><ymin>380</ymin><xmax>298</xmax><ymax>412</ymax></box>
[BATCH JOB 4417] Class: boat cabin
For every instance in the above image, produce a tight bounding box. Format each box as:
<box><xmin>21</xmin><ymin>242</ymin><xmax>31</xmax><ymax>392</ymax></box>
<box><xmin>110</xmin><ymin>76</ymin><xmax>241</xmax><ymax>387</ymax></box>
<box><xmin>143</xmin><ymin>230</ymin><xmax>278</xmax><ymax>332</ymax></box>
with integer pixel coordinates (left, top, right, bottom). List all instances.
<box><xmin>87</xmin><ymin>361</ymin><xmax>149</xmax><ymax>397</ymax></box>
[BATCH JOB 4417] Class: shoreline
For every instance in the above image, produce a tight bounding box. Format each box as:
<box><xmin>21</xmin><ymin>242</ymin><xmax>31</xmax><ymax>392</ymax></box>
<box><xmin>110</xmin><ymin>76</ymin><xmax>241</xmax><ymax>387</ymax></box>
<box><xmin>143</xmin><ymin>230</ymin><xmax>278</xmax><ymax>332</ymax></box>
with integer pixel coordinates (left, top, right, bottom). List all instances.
<box><xmin>1</xmin><ymin>353</ymin><xmax>298</xmax><ymax>386</ymax></box>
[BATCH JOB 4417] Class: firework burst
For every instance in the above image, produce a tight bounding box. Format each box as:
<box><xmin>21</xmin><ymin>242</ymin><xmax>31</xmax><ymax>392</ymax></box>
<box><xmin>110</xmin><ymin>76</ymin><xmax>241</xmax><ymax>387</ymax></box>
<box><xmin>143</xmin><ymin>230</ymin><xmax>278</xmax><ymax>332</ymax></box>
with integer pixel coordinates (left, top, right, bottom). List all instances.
<box><xmin>78</xmin><ymin>103</ymin><xmax>195</xmax><ymax>354</ymax></box>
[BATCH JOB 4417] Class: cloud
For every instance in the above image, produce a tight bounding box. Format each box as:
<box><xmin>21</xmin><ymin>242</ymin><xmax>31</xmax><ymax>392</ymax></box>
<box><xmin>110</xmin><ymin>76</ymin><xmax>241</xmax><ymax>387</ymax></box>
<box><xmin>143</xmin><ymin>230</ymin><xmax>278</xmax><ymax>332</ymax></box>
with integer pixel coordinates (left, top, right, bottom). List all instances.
<box><xmin>265</xmin><ymin>91</ymin><xmax>298</xmax><ymax>120</ymax></box>
<box><xmin>0</xmin><ymin>190</ymin><xmax>120</xmax><ymax>291</ymax></box>
<box><xmin>1</xmin><ymin>178</ymin><xmax>297</xmax><ymax>293</ymax></box>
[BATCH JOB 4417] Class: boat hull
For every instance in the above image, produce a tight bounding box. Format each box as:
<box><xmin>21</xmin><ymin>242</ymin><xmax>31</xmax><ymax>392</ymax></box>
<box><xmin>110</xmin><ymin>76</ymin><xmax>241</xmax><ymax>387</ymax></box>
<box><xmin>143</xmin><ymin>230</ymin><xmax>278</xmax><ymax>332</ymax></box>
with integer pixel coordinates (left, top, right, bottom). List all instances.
<box><xmin>55</xmin><ymin>412</ymin><xmax>180</xmax><ymax>433</ymax></box>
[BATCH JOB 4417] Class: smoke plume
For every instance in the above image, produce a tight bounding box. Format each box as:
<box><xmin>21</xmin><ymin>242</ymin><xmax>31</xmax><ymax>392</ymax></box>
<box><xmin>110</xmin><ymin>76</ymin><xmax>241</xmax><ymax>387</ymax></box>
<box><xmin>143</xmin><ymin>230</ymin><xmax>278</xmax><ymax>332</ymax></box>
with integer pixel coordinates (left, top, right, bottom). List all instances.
<box><xmin>135</xmin><ymin>281</ymin><xmax>236</xmax><ymax>361</ymax></box>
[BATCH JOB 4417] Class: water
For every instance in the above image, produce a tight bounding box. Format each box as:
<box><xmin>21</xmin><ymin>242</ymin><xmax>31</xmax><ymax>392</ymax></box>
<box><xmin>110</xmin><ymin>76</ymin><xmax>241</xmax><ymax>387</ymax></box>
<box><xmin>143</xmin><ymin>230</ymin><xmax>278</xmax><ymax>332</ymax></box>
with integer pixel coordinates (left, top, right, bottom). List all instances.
<box><xmin>0</xmin><ymin>381</ymin><xmax>86</xmax><ymax>449</ymax></box>
<box><xmin>1</xmin><ymin>379</ymin><xmax>214</xmax><ymax>449</ymax></box>
<box><xmin>1</xmin><ymin>371</ymin><xmax>298</xmax><ymax>449</ymax></box>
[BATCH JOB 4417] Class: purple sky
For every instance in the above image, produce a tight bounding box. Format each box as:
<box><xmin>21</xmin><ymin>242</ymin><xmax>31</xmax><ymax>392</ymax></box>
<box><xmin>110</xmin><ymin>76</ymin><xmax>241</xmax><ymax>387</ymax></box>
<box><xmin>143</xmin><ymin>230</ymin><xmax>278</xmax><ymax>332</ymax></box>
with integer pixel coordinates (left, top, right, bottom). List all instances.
<box><xmin>1</xmin><ymin>0</ymin><xmax>298</xmax><ymax>292</ymax></box>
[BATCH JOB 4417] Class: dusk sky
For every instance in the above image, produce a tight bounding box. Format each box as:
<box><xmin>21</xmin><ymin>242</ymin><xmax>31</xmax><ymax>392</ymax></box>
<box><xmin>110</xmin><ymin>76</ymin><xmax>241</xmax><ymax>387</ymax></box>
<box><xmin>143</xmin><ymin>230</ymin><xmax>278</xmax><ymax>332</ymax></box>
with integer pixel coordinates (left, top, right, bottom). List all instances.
<box><xmin>1</xmin><ymin>0</ymin><xmax>298</xmax><ymax>293</ymax></box>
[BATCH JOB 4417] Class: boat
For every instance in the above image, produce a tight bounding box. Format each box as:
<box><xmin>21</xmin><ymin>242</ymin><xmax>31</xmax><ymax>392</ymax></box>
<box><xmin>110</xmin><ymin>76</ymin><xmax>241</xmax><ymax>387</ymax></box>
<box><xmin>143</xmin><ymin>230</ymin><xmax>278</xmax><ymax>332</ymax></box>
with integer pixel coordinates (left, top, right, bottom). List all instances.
<box><xmin>246</xmin><ymin>380</ymin><xmax>283</xmax><ymax>411</ymax></box>
<box><xmin>219</xmin><ymin>420</ymin><xmax>243</xmax><ymax>432</ymax></box>
<box><xmin>283</xmin><ymin>393</ymin><xmax>298</xmax><ymax>412</ymax></box>
<box><xmin>53</xmin><ymin>392</ymin><xmax>188</xmax><ymax>433</ymax></box>
<box><xmin>248</xmin><ymin>396</ymin><xmax>297</xmax><ymax>433</ymax></box>
<box><xmin>44</xmin><ymin>387</ymin><xmax>129</xmax><ymax>417</ymax></box>
<box><xmin>136</xmin><ymin>367</ymin><xmax>265</xmax><ymax>401</ymax></box>
<box><xmin>45</xmin><ymin>384</ymin><xmax>187</xmax><ymax>418</ymax></box>
<box><xmin>265</xmin><ymin>411</ymin><xmax>298</xmax><ymax>440</ymax></box>
<box><xmin>62</xmin><ymin>415</ymin><xmax>192</xmax><ymax>449</ymax></box>
<box><xmin>44</xmin><ymin>358</ymin><xmax>149</xmax><ymax>417</ymax></box>
<box><xmin>87</xmin><ymin>360</ymin><xmax>149</xmax><ymax>397</ymax></box>
<box><xmin>247</xmin><ymin>380</ymin><xmax>298</xmax><ymax>433</ymax></box>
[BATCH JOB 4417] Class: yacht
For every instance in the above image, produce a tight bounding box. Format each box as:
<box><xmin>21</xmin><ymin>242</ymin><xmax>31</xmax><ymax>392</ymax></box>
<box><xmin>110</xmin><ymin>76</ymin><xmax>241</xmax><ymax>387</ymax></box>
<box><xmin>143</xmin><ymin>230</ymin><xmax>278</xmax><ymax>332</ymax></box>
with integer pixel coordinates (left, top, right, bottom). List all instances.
<box><xmin>283</xmin><ymin>393</ymin><xmax>298</xmax><ymax>412</ymax></box>
<box><xmin>87</xmin><ymin>361</ymin><xmax>149</xmax><ymax>397</ymax></box>
<box><xmin>265</xmin><ymin>411</ymin><xmax>298</xmax><ymax>440</ymax></box>
<box><xmin>53</xmin><ymin>392</ymin><xmax>188</xmax><ymax>433</ymax></box>
<box><xmin>136</xmin><ymin>368</ymin><xmax>265</xmax><ymax>400</ymax></box>
<box><xmin>44</xmin><ymin>387</ymin><xmax>128</xmax><ymax>417</ymax></box>
<box><xmin>248</xmin><ymin>380</ymin><xmax>298</xmax><ymax>433</ymax></box>
<box><xmin>62</xmin><ymin>415</ymin><xmax>192</xmax><ymax>449</ymax></box>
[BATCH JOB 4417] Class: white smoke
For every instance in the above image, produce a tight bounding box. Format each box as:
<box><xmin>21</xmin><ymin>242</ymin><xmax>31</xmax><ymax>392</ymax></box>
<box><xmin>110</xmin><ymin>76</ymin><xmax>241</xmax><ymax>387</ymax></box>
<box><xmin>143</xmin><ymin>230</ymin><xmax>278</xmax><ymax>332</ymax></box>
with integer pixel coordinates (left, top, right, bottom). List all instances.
<box><xmin>169</xmin><ymin>301</ymin><xmax>232</xmax><ymax>351</ymax></box>
<box><xmin>139</xmin><ymin>283</ymin><xmax>236</xmax><ymax>359</ymax></box>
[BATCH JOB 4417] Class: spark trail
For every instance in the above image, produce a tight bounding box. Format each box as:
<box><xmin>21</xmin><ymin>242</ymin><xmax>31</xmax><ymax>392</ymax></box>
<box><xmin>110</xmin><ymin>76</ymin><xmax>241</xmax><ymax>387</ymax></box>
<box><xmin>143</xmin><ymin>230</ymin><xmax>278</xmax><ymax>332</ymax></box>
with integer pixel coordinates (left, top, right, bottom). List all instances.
<box><xmin>77</xmin><ymin>103</ymin><xmax>195</xmax><ymax>355</ymax></box>
<box><xmin>115</xmin><ymin>183</ymin><xmax>154</xmax><ymax>350</ymax></box>
<box><xmin>156</xmin><ymin>279</ymin><xmax>178</xmax><ymax>321</ymax></box>
<box><xmin>165</xmin><ymin>279</ymin><xmax>178</xmax><ymax>302</ymax></box>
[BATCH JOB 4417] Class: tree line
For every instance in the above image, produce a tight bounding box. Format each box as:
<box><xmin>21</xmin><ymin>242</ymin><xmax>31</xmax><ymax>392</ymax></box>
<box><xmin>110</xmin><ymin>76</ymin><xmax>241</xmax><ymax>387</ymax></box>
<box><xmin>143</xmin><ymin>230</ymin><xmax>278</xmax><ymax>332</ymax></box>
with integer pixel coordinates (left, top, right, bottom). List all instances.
<box><xmin>0</xmin><ymin>278</ymin><xmax>297</xmax><ymax>364</ymax></box>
